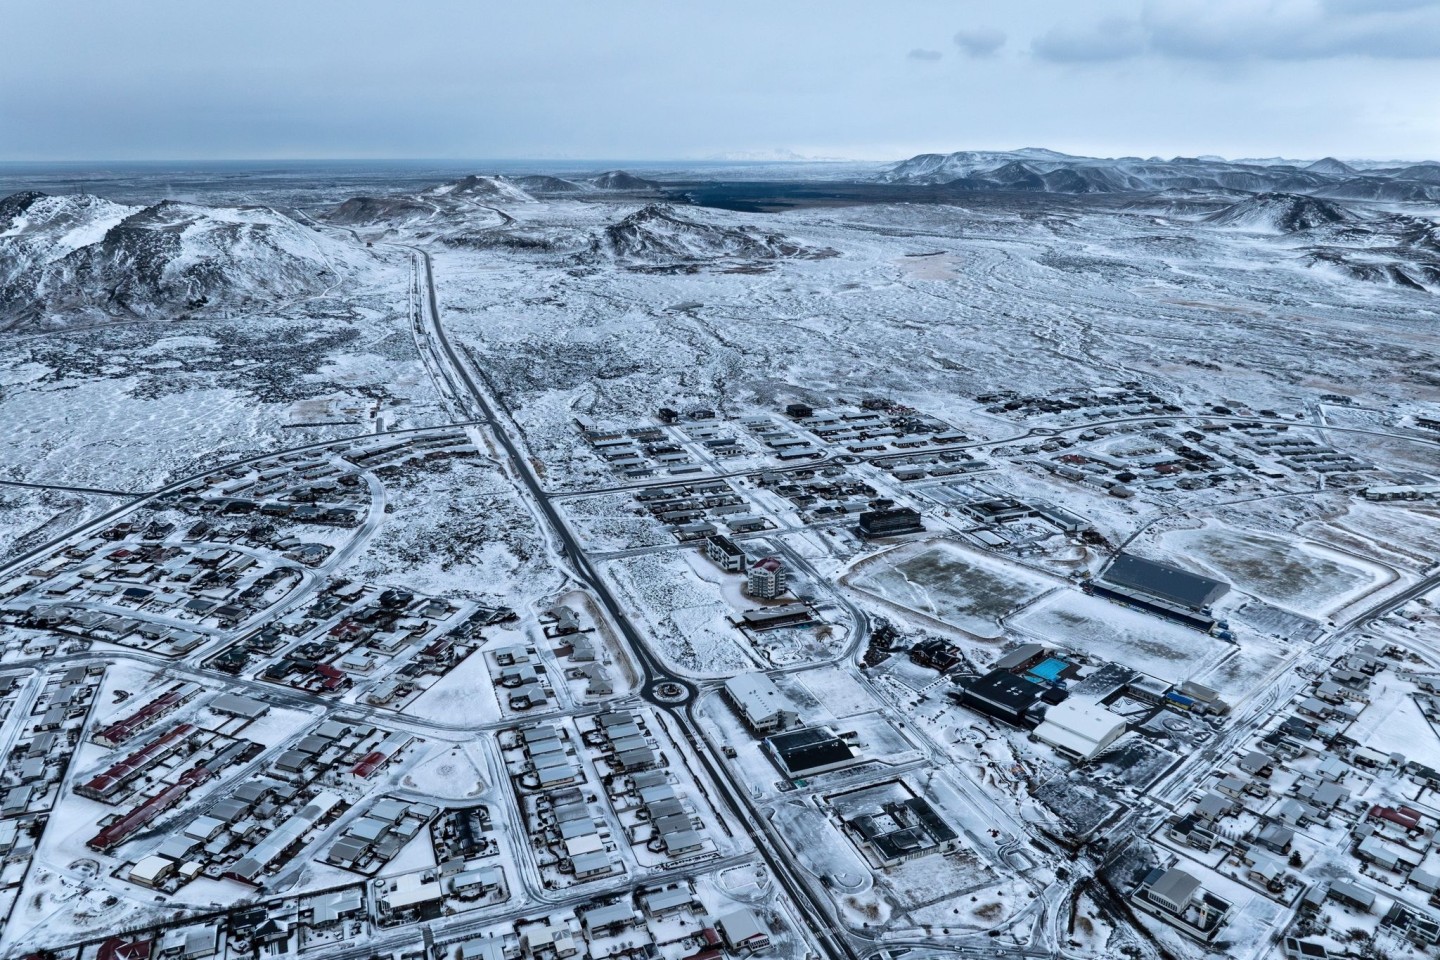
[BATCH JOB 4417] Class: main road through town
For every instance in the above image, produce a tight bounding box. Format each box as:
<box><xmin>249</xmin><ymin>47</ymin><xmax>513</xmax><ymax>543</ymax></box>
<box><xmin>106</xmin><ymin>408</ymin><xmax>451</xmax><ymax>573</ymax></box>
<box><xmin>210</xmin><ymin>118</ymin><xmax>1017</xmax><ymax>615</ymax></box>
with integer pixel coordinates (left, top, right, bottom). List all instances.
<box><xmin>405</xmin><ymin>248</ymin><xmax>866</xmax><ymax>960</ymax></box>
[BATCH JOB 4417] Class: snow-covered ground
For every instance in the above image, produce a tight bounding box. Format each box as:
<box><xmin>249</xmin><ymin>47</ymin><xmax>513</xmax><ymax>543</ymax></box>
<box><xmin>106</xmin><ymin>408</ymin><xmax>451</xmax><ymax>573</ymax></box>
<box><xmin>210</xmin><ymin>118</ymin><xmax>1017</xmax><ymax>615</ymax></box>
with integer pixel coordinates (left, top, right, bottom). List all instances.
<box><xmin>0</xmin><ymin>165</ymin><xmax>1438</xmax><ymax>960</ymax></box>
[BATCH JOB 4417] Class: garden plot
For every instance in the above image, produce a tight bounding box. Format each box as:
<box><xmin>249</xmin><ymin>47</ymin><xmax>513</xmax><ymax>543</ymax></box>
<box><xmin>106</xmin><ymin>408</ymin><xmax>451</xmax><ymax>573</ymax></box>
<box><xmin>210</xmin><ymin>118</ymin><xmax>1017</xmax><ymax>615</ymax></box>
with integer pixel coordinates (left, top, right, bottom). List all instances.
<box><xmin>770</xmin><ymin>799</ymin><xmax>874</xmax><ymax>892</ymax></box>
<box><xmin>1159</xmin><ymin>524</ymin><xmax>1387</xmax><ymax>617</ymax></box>
<box><xmin>1012</xmin><ymin>591</ymin><xmax>1220</xmax><ymax>684</ymax></box>
<box><xmin>786</xmin><ymin>666</ymin><xmax>884</xmax><ymax>723</ymax></box>
<box><xmin>400</xmin><ymin>646</ymin><xmax>503</xmax><ymax>726</ymax></box>
<box><xmin>1322</xmin><ymin>501</ymin><xmax>1440</xmax><ymax>570</ymax></box>
<box><xmin>1187</xmin><ymin>628</ymin><xmax>1293</xmax><ymax>703</ymax></box>
<box><xmin>848</xmin><ymin>539</ymin><xmax>1054</xmax><ymax>638</ymax></box>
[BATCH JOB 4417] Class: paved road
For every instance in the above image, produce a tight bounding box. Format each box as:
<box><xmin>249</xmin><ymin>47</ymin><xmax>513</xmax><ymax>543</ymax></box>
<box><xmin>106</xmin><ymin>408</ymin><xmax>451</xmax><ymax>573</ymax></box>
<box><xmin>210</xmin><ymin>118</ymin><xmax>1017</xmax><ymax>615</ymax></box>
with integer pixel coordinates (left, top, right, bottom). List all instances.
<box><xmin>406</xmin><ymin>248</ymin><xmax>689</xmax><ymax>702</ymax></box>
<box><xmin>406</xmin><ymin>248</ymin><xmax>864</xmax><ymax>960</ymax></box>
<box><xmin>0</xmin><ymin>478</ymin><xmax>141</xmax><ymax>497</ymax></box>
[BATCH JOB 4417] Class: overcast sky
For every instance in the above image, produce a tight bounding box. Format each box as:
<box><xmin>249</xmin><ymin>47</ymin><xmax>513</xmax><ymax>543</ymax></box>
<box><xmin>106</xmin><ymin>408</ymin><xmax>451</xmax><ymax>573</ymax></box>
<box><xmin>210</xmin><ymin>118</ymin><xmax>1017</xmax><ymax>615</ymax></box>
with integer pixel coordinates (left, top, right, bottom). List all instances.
<box><xmin>5</xmin><ymin>0</ymin><xmax>1440</xmax><ymax>163</ymax></box>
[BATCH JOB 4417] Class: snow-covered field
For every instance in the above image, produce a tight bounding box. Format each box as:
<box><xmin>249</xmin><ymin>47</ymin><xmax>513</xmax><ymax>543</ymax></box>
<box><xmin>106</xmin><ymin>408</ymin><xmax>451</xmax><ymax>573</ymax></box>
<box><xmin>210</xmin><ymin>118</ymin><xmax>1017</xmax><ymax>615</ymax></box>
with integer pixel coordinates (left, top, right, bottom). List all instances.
<box><xmin>1</xmin><ymin>162</ymin><xmax>1439</xmax><ymax>960</ymax></box>
<box><xmin>1157</xmin><ymin>523</ymin><xmax>1388</xmax><ymax>617</ymax></box>
<box><xmin>848</xmin><ymin>539</ymin><xmax>1054</xmax><ymax>638</ymax></box>
<box><xmin>1012</xmin><ymin>591</ymin><xmax>1224</xmax><ymax>683</ymax></box>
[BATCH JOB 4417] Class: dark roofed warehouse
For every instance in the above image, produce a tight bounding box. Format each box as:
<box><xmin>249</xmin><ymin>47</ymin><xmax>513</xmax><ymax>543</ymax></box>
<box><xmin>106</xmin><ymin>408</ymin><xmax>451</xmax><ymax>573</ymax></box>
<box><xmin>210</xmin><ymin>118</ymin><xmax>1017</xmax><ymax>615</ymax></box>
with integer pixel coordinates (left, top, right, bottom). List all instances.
<box><xmin>1100</xmin><ymin>553</ymin><xmax>1229</xmax><ymax>612</ymax></box>
<box><xmin>955</xmin><ymin>669</ymin><xmax>1043</xmax><ymax>727</ymax></box>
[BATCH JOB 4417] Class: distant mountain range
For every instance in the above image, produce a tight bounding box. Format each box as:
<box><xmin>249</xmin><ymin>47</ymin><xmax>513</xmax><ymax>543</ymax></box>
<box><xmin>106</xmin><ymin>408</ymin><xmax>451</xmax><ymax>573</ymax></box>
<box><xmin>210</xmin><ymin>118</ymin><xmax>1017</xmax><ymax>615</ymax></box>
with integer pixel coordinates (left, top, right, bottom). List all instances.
<box><xmin>877</xmin><ymin>148</ymin><xmax>1440</xmax><ymax>200</ymax></box>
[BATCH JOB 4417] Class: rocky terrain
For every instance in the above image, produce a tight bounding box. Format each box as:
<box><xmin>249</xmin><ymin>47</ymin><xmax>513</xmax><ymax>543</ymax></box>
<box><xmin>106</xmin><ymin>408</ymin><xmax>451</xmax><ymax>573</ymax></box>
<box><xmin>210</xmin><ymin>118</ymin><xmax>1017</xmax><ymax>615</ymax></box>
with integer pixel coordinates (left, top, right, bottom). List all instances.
<box><xmin>0</xmin><ymin>193</ymin><xmax>374</xmax><ymax>329</ymax></box>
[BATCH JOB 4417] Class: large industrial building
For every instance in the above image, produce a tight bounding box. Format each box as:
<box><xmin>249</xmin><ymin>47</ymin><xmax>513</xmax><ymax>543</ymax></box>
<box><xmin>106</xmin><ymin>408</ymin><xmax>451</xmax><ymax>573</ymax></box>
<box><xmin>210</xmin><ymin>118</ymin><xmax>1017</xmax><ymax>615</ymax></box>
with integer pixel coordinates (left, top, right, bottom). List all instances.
<box><xmin>954</xmin><ymin>669</ymin><xmax>1046</xmax><ymax>727</ymax></box>
<box><xmin>765</xmin><ymin>727</ymin><xmax>864</xmax><ymax>779</ymax></box>
<box><xmin>723</xmin><ymin>673</ymin><xmax>800</xmax><ymax>735</ymax></box>
<box><xmin>844</xmin><ymin>794</ymin><xmax>959</xmax><ymax>867</ymax></box>
<box><xmin>1092</xmin><ymin>553</ymin><xmax>1229</xmax><ymax>629</ymax></box>
<box><xmin>857</xmin><ymin>507</ymin><xmax>924</xmax><ymax>539</ymax></box>
<box><xmin>1032</xmin><ymin>698</ymin><xmax>1128</xmax><ymax>761</ymax></box>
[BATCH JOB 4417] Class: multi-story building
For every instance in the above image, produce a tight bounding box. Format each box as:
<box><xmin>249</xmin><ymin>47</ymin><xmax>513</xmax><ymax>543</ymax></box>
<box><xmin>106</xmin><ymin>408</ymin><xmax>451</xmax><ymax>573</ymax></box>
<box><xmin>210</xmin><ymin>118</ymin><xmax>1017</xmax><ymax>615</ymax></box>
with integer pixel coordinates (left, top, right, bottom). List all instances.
<box><xmin>747</xmin><ymin>557</ymin><xmax>787</xmax><ymax>599</ymax></box>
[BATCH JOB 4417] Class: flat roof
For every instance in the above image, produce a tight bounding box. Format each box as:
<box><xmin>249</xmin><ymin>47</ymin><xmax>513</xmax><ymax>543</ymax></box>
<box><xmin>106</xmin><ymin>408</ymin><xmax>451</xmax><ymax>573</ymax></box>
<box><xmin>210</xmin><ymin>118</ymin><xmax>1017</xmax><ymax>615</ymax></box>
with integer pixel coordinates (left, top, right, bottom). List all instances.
<box><xmin>964</xmin><ymin>669</ymin><xmax>1043</xmax><ymax>712</ymax></box>
<box><xmin>1102</xmin><ymin>553</ymin><xmax>1229</xmax><ymax>611</ymax></box>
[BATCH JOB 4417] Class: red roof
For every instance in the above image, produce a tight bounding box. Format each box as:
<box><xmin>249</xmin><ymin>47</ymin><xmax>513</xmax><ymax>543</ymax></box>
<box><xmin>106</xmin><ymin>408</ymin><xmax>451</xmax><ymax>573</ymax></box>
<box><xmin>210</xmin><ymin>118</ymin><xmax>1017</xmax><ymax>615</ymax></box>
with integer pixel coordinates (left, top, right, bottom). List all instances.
<box><xmin>1369</xmin><ymin>805</ymin><xmax>1421</xmax><ymax>830</ymax></box>
<box><xmin>98</xmin><ymin>937</ymin><xmax>154</xmax><ymax>960</ymax></box>
<box><xmin>82</xmin><ymin>723</ymin><xmax>194</xmax><ymax>798</ymax></box>
<box><xmin>352</xmin><ymin>750</ymin><xmax>386</xmax><ymax>778</ymax></box>
<box><xmin>87</xmin><ymin>766</ymin><xmax>214</xmax><ymax>851</ymax></box>
<box><xmin>96</xmin><ymin>691</ymin><xmax>184</xmax><ymax>745</ymax></box>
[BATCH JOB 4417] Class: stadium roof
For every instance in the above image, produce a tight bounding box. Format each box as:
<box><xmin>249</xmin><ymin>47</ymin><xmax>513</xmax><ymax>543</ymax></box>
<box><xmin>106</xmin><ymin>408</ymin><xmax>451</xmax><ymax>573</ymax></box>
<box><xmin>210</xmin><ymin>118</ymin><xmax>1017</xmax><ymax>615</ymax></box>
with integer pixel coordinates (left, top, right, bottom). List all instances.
<box><xmin>1101</xmin><ymin>553</ymin><xmax>1228</xmax><ymax>611</ymax></box>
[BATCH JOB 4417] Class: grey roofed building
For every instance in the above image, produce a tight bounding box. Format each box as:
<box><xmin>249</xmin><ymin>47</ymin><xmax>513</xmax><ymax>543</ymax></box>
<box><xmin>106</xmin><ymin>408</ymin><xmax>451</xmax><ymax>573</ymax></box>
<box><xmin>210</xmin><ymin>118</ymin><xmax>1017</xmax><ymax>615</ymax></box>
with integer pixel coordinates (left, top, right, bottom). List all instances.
<box><xmin>296</xmin><ymin>735</ymin><xmax>330</xmax><ymax>755</ymax></box>
<box><xmin>1195</xmin><ymin>792</ymin><xmax>1233</xmax><ymax>821</ymax></box>
<box><xmin>662</xmin><ymin>829</ymin><xmax>705</xmax><ymax>856</ymax></box>
<box><xmin>275</xmin><ymin>749</ymin><xmax>310</xmax><ymax>773</ymax></box>
<box><xmin>1328</xmin><ymin>879</ymin><xmax>1375</xmax><ymax>911</ymax></box>
<box><xmin>212</xmin><ymin>798</ymin><xmax>251</xmax><ymax>823</ymax></box>
<box><xmin>717</xmin><ymin>907</ymin><xmax>770</xmax><ymax>950</ymax></box>
<box><xmin>327</xmin><ymin>836</ymin><xmax>370</xmax><ymax>865</ymax></box>
<box><xmin>580</xmin><ymin>903</ymin><xmax>635</xmax><ymax>932</ymax></box>
<box><xmin>630</xmin><ymin>769</ymin><xmax>668</xmax><ymax>789</ymax></box>
<box><xmin>1238</xmin><ymin>750</ymin><xmax>1273</xmax><ymax>776</ymax></box>
<box><xmin>558</xmin><ymin>818</ymin><xmax>596</xmax><ymax>840</ymax></box>
<box><xmin>370</xmin><ymin>798</ymin><xmax>410</xmax><ymax>822</ymax></box>
<box><xmin>1255</xmin><ymin>822</ymin><xmax>1295</xmax><ymax>853</ymax></box>
<box><xmin>723</xmin><ymin>673</ymin><xmax>800</xmax><ymax>735</ymax></box>
<box><xmin>570</xmin><ymin>850</ymin><xmax>613</xmax><ymax>879</ymax></box>
<box><xmin>646</xmin><ymin>798</ymin><xmax>686</xmax><ymax>820</ymax></box>
<box><xmin>639</xmin><ymin>783</ymin><xmax>678</xmax><ymax>806</ymax></box>
<box><xmin>211</xmin><ymin>693</ymin><xmax>268</xmax><ymax>719</ymax></box>
<box><xmin>1101</xmin><ymin>553</ymin><xmax>1229</xmax><ymax>611</ymax></box>
<box><xmin>314</xmin><ymin>719</ymin><xmax>353</xmax><ymax>740</ymax></box>
<box><xmin>348</xmin><ymin>817</ymin><xmax>391</xmax><ymax>843</ymax></box>
<box><xmin>616</xmin><ymin>747</ymin><xmax>658</xmax><ymax>771</ymax></box>
<box><xmin>1143</xmin><ymin>867</ymin><xmax>1202</xmax><ymax>915</ymax></box>
<box><xmin>993</xmin><ymin>643</ymin><xmax>1045</xmax><ymax>671</ymax></box>
<box><xmin>641</xmin><ymin>885</ymin><xmax>696</xmax><ymax>917</ymax></box>
<box><xmin>610</xmin><ymin>734</ymin><xmax>647</xmax><ymax>754</ymax></box>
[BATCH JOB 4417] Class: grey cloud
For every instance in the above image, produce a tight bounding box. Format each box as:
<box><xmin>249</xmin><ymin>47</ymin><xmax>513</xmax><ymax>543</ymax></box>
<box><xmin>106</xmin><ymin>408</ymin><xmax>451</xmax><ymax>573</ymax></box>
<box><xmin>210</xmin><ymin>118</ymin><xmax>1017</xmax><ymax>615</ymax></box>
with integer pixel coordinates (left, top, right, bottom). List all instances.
<box><xmin>1036</xmin><ymin>1</ymin><xmax>1440</xmax><ymax>64</ymax></box>
<box><xmin>953</xmin><ymin>28</ymin><xmax>1006</xmax><ymax>58</ymax></box>
<box><xmin>907</xmin><ymin>48</ymin><xmax>943</xmax><ymax>61</ymax></box>
<box><xmin>1031</xmin><ymin>19</ymin><xmax>1145</xmax><ymax>63</ymax></box>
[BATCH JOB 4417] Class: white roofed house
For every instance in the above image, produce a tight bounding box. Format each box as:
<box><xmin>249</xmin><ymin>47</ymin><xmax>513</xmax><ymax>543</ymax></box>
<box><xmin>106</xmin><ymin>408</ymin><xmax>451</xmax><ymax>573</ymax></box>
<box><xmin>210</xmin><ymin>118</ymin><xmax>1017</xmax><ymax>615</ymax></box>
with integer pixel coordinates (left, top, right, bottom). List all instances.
<box><xmin>717</xmin><ymin>907</ymin><xmax>771</xmax><ymax>952</ymax></box>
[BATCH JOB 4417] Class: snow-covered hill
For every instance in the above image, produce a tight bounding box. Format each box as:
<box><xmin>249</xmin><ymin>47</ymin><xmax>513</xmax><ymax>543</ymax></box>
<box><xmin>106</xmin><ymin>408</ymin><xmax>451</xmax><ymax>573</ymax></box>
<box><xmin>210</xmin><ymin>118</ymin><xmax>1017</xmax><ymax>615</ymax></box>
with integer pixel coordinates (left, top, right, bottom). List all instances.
<box><xmin>430</xmin><ymin>175</ymin><xmax>535</xmax><ymax>203</ymax></box>
<box><xmin>327</xmin><ymin>195</ymin><xmax>437</xmax><ymax>226</ymax></box>
<box><xmin>1204</xmin><ymin>193</ymin><xmax>1354</xmax><ymax>233</ymax></box>
<box><xmin>0</xmin><ymin>192</ymin><xmax>142</xmax><ymax>287</ymax></box>
<box><xmin>597</xmin><ymin>204</ymin><xmax>831</xmax><ymax>269</ymax></box>
<box><xmin>0</xmin><ymin>193</ymin><xmax>376</xmax><ymax>328</ymax></box>
<box><xmin>590</xmin><ymin>170</ymin><xmax>661</xmax><ymax>191</ymax></box>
